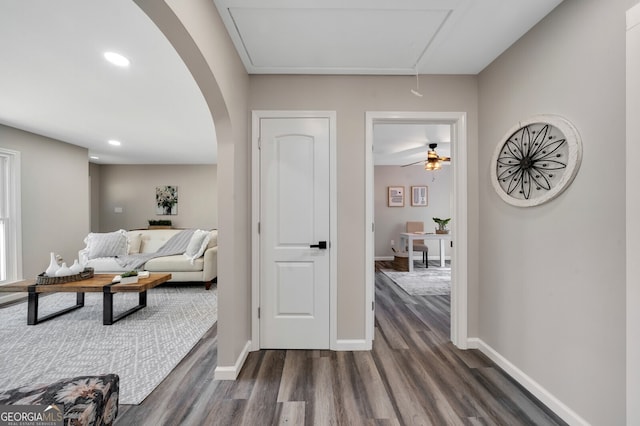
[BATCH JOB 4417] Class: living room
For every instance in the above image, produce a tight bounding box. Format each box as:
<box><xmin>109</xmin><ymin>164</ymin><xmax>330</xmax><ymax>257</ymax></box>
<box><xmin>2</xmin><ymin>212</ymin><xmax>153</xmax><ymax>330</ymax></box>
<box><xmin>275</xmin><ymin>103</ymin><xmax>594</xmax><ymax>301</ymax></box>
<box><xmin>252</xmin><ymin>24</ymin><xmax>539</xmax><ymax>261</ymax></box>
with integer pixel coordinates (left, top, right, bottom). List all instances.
<box><xmin>1</xmin><ymin>0</ymin><xmax>639</xmax><ymax>424</ymax></box>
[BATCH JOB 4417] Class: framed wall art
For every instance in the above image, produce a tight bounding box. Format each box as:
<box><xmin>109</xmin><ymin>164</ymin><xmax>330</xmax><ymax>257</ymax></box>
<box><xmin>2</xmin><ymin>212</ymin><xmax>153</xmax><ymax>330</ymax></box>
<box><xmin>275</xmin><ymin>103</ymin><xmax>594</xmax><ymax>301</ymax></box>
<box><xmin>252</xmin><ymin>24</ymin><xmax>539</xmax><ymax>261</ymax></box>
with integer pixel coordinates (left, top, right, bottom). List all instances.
<box><xmin>411</xmin><ymin>186</ymin><xmax>428</xmax><ymax>206</ymax></box>
<box><xmin>387</xmin><ymin>186</ymin><xmax>404</xmax><ymax>207</ymax></box>
<box><xmin>156</xmin><ymin>185</ymin><xmax>178</xmax><ymax>215</ymax></box>
<box><xmin>490</xmin><ymin>114</ymin><xmax>582</xmax><ymax>207</ymax></box>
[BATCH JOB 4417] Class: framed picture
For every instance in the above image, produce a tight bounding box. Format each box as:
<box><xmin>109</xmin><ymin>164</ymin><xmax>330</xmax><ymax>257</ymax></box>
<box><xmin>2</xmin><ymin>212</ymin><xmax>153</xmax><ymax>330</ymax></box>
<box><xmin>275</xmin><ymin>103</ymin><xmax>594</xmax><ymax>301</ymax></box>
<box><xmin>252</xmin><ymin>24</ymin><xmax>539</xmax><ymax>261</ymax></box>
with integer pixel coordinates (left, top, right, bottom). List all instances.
<box><xmin>156</xmin><ymin>185</ymin><xmax>178</xmax><ymax>215</ymax></box>
<box><xmin>388</xmin><ymin>186</ymin><xmax>404</xmax><ymax>207</ymax></box>
<box><xmin>411</xmin><ymin>186</ymin><xmax>428</xmax><ymax>206</ymax></box>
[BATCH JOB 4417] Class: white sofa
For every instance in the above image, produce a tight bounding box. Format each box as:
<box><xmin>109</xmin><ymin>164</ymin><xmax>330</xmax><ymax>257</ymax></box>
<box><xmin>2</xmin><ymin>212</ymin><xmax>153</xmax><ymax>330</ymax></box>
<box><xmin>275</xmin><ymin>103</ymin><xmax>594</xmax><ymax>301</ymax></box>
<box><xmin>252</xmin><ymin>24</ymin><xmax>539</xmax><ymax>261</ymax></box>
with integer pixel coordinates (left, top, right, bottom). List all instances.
<box><xmin>79</xmin><ymin>229</ymin><xmax>217</xmax><ymax>289</ymax></box>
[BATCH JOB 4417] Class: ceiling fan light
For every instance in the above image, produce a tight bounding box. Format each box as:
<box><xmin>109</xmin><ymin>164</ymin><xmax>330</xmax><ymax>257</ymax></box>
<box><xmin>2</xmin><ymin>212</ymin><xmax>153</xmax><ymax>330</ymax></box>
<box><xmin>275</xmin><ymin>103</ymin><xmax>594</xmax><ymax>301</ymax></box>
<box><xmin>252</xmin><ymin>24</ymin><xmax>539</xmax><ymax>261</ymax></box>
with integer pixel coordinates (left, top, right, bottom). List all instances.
<box><xmin>424</xmin><ymin>159</ymin><xmax>441</xmax><ymax>171</ymax></box>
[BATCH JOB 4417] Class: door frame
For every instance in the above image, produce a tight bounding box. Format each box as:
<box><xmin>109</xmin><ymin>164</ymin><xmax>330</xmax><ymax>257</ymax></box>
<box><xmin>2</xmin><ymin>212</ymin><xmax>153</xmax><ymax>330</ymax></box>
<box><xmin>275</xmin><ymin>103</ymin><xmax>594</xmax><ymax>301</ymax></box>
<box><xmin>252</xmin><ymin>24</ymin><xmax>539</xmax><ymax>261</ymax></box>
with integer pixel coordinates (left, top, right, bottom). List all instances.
<box><xmin>365</xmin><ymin>111</ymin><xmax>468</xmax><ymax>348</ymax></box>
<box><xmin>251</xmin><ymin>110</ymin><xmax>338</xmax><ymax>350</ymax></box>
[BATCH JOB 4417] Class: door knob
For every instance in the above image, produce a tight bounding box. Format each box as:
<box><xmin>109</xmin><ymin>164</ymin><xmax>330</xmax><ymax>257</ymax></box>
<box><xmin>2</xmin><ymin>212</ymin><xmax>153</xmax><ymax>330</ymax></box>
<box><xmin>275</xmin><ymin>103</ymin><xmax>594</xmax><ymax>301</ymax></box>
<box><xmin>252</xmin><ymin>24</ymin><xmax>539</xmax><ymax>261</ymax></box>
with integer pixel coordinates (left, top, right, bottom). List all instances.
<box><xmin>310</xmin><ymin>241</ymin><xmax>327</xmax><ymax>249</ymax></box>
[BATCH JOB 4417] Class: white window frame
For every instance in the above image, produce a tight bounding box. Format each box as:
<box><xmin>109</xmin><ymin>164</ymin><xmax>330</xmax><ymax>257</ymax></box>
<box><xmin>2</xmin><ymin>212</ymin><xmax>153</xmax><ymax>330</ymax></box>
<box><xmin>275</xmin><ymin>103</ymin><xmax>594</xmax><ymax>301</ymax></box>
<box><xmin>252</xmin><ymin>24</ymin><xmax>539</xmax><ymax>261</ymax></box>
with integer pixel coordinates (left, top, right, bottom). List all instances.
<box><xmin>0</xmin><ymin>148</ymin><xmax>22</xmax><ymax>286</ymax></box>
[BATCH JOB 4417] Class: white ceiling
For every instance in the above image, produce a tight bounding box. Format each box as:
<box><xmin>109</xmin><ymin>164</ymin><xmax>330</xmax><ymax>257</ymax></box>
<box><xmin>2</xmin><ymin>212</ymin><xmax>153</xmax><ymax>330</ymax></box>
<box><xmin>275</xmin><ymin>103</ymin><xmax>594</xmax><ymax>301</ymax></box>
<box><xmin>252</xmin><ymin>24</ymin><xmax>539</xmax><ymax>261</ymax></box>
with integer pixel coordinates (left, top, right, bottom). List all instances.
<box><xmin>374</xmin><ymin>123</ymin><xmax>451</xmax><ymax>166</ymax></box>
<box><xmin>0</xmin><ymin>0</ymin><xmax>216</xmax><ymax>165</ymax></box>
<box><xmin>0</xmin><ymin>0</ymin><xmax>563</xmax><ymax>165</ymax></box>
<box><xmin>214</xmin><ymin>0</ymin><xmax>563</xmax><ymax>75</ymax></box>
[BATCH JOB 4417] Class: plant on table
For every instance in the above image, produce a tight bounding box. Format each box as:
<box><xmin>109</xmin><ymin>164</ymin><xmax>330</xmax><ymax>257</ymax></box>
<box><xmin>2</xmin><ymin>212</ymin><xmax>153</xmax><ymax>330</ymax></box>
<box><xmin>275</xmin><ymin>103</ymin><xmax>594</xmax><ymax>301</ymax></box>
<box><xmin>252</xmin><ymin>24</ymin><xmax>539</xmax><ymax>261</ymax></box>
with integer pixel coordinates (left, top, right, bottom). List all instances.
<box><xmin>433</xmin><ymin>217</ymin><xmax>451</xmax><ymax>234</ymax></box>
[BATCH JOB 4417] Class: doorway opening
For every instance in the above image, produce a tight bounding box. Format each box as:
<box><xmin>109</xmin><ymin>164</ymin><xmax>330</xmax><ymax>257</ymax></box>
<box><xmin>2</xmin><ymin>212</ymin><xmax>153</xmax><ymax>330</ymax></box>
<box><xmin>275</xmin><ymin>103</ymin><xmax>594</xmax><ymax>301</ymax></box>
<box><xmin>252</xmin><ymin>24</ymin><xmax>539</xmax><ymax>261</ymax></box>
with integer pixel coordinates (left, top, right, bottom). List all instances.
<box><xmin>365</xmin><ymin>112</ymin><xmax>468</xmax><ymax>348</ymax></box>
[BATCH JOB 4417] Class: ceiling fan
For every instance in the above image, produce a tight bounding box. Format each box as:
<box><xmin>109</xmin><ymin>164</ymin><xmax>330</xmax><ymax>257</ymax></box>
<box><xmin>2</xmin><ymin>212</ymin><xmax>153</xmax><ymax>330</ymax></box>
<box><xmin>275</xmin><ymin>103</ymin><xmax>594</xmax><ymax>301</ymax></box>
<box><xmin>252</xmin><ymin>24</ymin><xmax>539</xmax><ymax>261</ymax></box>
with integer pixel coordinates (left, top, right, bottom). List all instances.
<box><xmin>402</xmin><ymin>143</ymin><xmax>451</xmax><ymax>170</ymax></box>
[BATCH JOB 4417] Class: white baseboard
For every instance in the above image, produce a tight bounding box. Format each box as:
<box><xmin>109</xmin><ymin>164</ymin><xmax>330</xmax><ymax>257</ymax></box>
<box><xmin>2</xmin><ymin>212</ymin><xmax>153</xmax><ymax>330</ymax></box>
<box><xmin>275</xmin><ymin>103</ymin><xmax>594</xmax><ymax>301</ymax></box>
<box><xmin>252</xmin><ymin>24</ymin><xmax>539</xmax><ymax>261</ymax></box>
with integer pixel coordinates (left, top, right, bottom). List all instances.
<box><xmin>214</xmin><ymin>340</ymin><xmax>251</xmax><ymax>381</ymax></box>
<box><xmin>467</xmin><ymin>338</ymin><xmax>589</xmax><ymax>425</ymax></box>
<box><xmin>0</xmin><ymin>292</ymin><xmax>25</xmax><ymax>305</ymax></box>
<box><xmin>374</xmin><ymin>255</ymin><xmax>451</xmax><ymax>261</ymax></box>
<box><xmin>333</xmin><ymin>339</ymin><xmax>371</xmax><ymax>351</ymax></box>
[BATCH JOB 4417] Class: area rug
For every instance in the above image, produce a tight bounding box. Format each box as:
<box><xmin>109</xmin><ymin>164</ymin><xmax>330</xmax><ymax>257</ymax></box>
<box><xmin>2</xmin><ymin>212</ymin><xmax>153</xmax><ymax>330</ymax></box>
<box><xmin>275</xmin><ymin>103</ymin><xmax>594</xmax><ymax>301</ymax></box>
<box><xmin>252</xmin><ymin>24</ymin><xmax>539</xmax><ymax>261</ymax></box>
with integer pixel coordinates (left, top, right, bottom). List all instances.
<box><xmin>0</xmin><ymin>285</ymin><xmax>217</xmax><ymax>405</ymax></box>
<box><xmin>381</xmin><ymin>268</ymin><xmax>451</xmax><ymax>296</ymax></box>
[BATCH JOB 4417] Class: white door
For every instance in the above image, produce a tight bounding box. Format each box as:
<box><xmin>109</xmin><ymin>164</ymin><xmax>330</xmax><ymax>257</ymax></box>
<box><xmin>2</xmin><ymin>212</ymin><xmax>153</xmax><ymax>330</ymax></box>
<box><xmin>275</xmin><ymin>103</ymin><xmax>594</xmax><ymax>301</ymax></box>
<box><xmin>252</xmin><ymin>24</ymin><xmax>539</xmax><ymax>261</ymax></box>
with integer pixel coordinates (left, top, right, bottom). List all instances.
<box><xmin>259</xmin><ymin>117</ymin><xmax>331</xmax><ymax>349</ymax></box>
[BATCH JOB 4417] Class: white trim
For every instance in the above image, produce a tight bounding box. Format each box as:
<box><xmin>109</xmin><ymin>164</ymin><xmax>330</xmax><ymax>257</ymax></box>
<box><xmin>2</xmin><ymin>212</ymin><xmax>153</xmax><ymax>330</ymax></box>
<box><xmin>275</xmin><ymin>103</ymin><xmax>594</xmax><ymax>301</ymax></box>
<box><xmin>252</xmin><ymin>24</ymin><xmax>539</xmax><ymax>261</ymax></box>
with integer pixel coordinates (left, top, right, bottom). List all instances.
<box><xmin>375</xmin><ymin>255</ymin><xmax>452</xmax><ymax>262</ymax></box>
<box><xmin>0</xmin><ymin>148</ymin><xmax>22</xmax><ymax>284</ymax></box>
<box><xmin>628</xmin><ymin>2</ymin><xmax>640</xmax><ymax>30</ymax></box>
<box><xmin>214</xmin><ymin>340</ymin><xmax>252</xmax><ymax>380</ymax></box>
<box><xmin>365</xmin><ymin>111</ymin><xmax>468</xmax><ymax>349</ymax></box>
<box><xmin>467</xmin><ymin>338</ymin><xmax>589</xmax><ymax>426</ymax></box>
<box><xmin>334</xmin><ymin>339</ymin><xmax>370</xmax><ymax>351</ymax></box>
<box><xmin>0</xmin><ymin>293</ymin><xmax>25</xmax><ymax>305</ymax></box>
<box><xmin>251</xmin><ymin>111</ymin><xmax>338</xmax><ymax>351</ymax></box>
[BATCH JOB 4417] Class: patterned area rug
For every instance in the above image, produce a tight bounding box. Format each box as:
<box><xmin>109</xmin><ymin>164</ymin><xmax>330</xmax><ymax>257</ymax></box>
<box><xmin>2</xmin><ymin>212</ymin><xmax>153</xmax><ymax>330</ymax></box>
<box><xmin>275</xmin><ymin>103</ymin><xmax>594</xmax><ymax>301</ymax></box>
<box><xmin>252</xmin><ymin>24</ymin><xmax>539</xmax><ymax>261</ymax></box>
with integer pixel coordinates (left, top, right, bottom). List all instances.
<box><xmin>0</xmin><ymin>285</ymin><xmax>217</xmax><ymax>405</ymax></box>
<box><xmin>381</xmin><ymin>268</ymin><xmax>451</xmax><ymax>296</ymax></box>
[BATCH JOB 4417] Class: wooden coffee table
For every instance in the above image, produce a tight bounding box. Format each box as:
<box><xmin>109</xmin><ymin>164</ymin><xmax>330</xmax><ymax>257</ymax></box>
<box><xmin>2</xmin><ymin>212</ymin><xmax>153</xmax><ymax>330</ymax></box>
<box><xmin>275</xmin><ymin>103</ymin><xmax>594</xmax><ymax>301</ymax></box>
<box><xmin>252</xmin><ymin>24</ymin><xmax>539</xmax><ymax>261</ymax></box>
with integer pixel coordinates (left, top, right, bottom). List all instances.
<box><xmin>0</xmin><ymin>273</ymin><xmax>171</xmax><ymax>325</ymax></box>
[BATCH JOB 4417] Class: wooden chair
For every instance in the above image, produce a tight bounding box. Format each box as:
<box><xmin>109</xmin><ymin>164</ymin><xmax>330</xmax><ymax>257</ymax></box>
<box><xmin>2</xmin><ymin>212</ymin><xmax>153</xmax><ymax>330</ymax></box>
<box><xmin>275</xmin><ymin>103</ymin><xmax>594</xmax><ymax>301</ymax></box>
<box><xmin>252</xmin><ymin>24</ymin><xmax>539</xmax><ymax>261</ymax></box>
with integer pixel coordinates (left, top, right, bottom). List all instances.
<box><xmin>406</xmin><ymin>221</ymin><xmax>429</xmax><ymax>268</ymax></box>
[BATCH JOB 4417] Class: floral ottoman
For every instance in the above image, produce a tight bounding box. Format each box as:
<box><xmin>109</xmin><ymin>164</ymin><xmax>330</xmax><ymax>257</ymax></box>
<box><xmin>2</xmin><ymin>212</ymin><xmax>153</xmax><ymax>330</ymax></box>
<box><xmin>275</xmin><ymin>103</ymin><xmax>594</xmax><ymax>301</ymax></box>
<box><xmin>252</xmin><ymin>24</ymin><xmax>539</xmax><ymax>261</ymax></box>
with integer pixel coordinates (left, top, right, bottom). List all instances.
<box><xmin>0</xmin><ymin>374</ymin><xmax>119</xmax><ymax>425</ymax></box>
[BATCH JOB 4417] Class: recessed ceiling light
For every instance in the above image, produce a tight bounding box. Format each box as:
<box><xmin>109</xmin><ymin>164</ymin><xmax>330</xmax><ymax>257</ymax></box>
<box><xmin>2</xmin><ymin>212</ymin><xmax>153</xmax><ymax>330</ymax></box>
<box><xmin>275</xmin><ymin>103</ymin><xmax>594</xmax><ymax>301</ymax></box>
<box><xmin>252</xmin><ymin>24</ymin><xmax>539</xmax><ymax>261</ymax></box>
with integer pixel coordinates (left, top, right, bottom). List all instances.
<box><xmin>108</xmin><ymin>140</ymin><xmax>121</xmax><ymax>146</ymax></box>
<box><xmin>90</xmin><ymin>155</ymin><xmax>99</xmax><ymax>160</ymax></box>
<box><xmin>104</xmin><ymin>51</ymin><xmax>130</xmax><ymax>67</ymax></box>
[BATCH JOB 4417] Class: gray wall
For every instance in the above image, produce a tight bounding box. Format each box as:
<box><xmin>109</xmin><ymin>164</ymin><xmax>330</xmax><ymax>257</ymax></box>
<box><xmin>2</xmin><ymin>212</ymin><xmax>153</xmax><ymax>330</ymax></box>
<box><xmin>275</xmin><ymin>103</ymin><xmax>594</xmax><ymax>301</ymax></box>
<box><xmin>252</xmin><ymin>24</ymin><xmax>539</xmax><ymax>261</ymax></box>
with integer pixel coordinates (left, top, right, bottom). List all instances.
<box><xmin>374</xmin><ymin>165</ymin><xmax>452</xmax><ymax>258</ymax></box>
<box><xmin>250</xmin><ymin>74</ymin><xmax>479</xmax><ymax>339</ymax></box>
<box><xmin>0</xmin><ymin>124</ymin><xmax>89</xmax><ymax>280</ymax></box>
<box><xmin>627</xmin><ymin>3</ymin><xmax>640</xmax><ymax>424</ymax></box>
<box><xmin>89</xmin><ymin>162</ymin><xmax>100</xmax><ymax>232</ymax></box>
<box><xmin>95</xmin><ymin>164</ymin><xmax>217</xmax><ymax>231</ymax></box>
<box><xmin>478</xmin><ymin>0</ymin><xmax>634</xmax><ymax>423</ymax></box>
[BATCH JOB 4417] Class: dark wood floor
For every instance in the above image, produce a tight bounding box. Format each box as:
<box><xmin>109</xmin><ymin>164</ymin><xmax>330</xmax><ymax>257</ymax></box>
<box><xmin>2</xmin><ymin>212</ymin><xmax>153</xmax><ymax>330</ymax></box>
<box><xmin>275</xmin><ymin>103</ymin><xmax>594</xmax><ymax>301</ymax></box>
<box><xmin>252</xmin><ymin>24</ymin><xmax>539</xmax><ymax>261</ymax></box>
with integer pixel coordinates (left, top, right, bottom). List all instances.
<box><xmin>115</xmin><ymin>262</ymin><xmax>566</xmax><ymax>425</ymax></box>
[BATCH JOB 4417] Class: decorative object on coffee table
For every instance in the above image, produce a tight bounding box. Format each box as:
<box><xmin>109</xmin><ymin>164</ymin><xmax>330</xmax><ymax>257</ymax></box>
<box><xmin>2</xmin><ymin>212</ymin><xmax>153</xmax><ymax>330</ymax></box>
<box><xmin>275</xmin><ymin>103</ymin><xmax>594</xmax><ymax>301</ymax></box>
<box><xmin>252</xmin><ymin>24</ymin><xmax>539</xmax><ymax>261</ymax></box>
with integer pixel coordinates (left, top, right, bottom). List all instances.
<box><xmin>156</xmin><ymin>185</ymin><xmax>178</xmax><ymax>215</ymax></box>
<box><xmin>36</xmin><ymin>267</ymin><xmax>94</xmax><ymax>285</ymax></box>
<box><xmin>118</xmin><ymin>270</ymin><xmax>139</xmax><ymax>284</ymax></box>
<box><xmin>45</xmin><ymin>252</ymin><xmax>60</xmax><ymax>276</ymax></box>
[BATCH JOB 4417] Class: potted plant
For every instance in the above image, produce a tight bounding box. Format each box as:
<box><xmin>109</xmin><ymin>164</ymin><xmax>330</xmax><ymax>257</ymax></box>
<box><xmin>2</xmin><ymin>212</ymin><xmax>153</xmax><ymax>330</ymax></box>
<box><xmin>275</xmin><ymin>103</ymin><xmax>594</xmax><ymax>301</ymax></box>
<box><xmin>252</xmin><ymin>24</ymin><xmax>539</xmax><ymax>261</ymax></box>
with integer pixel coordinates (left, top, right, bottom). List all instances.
<box><xmin>148</xmin><ymin>219</ymin><xmax>172</xmax><ymax>229</ymax></box>
<box><xmin>120</xmin><ymin>270</ymin><xmax>139</xmax><ymax>284</ymax></box>
<box><xmin>433</xmin><ymin>217</ymin><xmax>451</xmax><ymax>234</ymax></box>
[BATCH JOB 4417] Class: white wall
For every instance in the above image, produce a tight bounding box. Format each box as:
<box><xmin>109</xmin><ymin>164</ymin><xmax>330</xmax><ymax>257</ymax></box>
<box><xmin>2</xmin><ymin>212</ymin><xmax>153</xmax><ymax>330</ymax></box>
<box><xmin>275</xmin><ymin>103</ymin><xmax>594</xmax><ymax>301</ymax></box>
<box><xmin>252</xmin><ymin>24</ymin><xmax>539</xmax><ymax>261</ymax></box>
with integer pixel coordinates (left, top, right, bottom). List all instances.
<box><xmin>135</xmin><ymin>0</ymin><xmax>251</xmax><ymax>371</ymax></box>
<box><xmin>95</xmin><ymin>164</ymin><xmax>217</xmax><ymax>231</ymax></box>
<box><xmin>0</xmin><ymin>124</ymin><xmax>89</xmax><ymax>281</ymax></box>
<box><xmin>478</xmin><ymin>0</ymin><xmax>634</xmax><ymax>423</ymax></box>
<box><xmin>627</xmin><ymin>3</ymin><xmax>640</xmax><ymax>424</ymax></box>
<box><xmin>374</xmin><ymin>165</ymin><xmax>451</xmax><ymax>258</ymax></box>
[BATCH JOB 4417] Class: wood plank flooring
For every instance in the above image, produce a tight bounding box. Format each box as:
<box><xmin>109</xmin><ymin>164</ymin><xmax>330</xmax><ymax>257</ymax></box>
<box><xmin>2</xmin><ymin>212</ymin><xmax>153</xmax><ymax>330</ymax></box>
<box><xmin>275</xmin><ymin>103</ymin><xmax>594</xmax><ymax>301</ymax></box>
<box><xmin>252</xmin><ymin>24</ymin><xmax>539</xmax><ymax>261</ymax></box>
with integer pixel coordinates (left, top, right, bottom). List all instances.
<box><xmin>115</xmin><ymin>262</ymin><xmax>566</xmax><ymax>425</ymax></box>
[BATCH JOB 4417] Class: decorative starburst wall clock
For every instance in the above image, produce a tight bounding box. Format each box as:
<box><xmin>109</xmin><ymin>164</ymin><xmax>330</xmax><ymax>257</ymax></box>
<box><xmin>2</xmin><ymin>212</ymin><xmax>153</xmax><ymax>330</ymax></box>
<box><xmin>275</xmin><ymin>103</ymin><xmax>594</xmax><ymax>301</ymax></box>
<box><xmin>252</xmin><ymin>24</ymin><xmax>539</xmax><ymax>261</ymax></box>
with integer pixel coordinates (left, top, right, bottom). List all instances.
<box><xmin>491</xmin><ymin>115</ymin><xmax>582</xmax><ymax>207</ymax></box>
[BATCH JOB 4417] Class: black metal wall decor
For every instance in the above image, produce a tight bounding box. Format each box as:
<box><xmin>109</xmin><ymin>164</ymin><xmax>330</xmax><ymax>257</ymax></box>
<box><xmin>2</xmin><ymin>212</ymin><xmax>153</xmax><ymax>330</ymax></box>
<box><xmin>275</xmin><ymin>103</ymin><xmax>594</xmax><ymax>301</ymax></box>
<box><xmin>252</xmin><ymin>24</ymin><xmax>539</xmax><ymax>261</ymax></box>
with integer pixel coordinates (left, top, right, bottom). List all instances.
<box><xmin>490</xmin><ymin>115</ymin><xmax>582</xmax><ymax>207</ymax></box>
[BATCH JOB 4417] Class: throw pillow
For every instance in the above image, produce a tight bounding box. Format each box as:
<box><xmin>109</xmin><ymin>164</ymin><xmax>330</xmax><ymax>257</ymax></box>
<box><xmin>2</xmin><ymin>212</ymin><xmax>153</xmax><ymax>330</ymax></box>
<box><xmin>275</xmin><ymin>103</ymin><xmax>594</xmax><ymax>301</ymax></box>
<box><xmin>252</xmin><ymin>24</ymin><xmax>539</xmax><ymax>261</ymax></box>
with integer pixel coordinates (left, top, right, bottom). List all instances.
<box><xmin>84</xmin><ymin>230</ymin><xmax>128</xmax><ymax>260</ymax></box>
<box><xmin>128</xmin><ymin>233</ymin><xmax>143</xmax><ymax>254</ymax></box>
<box><xmin>184</xmin><ymin>229</ymin><xmax>211</xmax><ymax>264</ymax></box>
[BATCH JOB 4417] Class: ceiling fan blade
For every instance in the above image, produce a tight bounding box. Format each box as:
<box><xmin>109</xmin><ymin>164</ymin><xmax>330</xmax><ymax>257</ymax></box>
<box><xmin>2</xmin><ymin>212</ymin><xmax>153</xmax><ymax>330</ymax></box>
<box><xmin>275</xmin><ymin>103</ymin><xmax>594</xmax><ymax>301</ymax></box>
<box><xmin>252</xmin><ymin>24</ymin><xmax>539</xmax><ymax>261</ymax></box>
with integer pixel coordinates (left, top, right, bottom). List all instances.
<box><xmin>439</xmin><ymin>156</ymin><xmax>451</xmax><ymax>162</ymax></box>
<box><xmin>401</xmin><ymin>160</ymin><xmax>425</xmax><ymax>167</ymax></box>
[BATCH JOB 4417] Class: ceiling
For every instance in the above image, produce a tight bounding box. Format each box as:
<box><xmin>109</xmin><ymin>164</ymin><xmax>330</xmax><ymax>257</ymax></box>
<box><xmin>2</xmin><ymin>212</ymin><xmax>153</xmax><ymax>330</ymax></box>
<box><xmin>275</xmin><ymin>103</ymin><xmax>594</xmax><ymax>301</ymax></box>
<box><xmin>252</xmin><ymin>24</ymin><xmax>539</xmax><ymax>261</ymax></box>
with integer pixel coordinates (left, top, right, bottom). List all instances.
<box><xmin>374</xmin><ymin>123</ymin><xmax>451</xmax><ymax>167</ymax></box>
<box><xmin>0</xmin><ymin>0</ymin><xmax>563</xmax><ymax>165</ymax></box>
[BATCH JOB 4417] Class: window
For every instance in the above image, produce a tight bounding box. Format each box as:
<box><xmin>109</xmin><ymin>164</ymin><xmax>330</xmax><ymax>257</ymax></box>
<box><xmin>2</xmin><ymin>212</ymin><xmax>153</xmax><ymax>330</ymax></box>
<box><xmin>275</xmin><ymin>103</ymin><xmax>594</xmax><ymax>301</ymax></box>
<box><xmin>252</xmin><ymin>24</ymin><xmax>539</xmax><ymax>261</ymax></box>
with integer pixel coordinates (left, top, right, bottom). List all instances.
<box><xmin>0</xmin><ymin>148</ymin><xmax>21</xmax><ymax>284</ymax></box>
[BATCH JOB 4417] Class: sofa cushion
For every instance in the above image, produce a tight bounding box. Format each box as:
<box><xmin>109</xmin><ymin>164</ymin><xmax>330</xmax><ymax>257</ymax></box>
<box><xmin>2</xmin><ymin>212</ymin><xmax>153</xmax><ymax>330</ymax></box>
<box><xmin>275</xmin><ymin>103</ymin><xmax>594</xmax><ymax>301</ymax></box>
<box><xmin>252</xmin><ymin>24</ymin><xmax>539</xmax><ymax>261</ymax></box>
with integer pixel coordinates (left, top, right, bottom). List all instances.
<box><xmin>84</xmin><ymin>230</ymin><xmax>128</xmax><ymax>260</ymax></box>
<box><xmin>184</xmin><ymin>229</ymin><xmax>211</xmax><ymax>264</ymax></box>
<box><xmin>144</xmin><ymin>255</ymin><xmax>204</xmax><ymax>272</ymax></box>
<box><xmin>138</xmin><ymin>230</ymin><xmax>181</xmax><ymax>253</ymax></box>
<box><xmin>128</xmin><ymin>232</ymin><xmax>143</xmax><ymax>254</ymax></box>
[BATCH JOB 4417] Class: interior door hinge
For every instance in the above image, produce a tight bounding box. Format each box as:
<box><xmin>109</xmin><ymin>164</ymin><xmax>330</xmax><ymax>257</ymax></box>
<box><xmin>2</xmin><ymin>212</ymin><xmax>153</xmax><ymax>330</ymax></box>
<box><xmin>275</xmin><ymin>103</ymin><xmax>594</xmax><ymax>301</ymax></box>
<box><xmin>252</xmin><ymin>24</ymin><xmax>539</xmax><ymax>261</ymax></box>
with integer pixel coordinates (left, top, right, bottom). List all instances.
<box><xmin>450</xmin><ymin>241</ymin><xmax>453</xmax><ymax>248</ymax></box>
<box><xmin>258</xmin><ymin>137</ymin><xmax>261</xmax><ymax>149</ymax></box>
<box><xmin>258</xmin><ymin>222</ymin><xmax>260</xmax><ymax>234</ymax></box>
<box><xmin>372</xmin><ymin>222</ymin><xmax>375</xmax><ymax>232</ymax></box>
<box><xmin>372</xmin><ymin>301</ymin><xmax>375</xmax><ymax>311</ymax></box>
<box><xmin>258</xmin><ymin>307</ymin><xmax>260</xmax><ymax>319</ymax></box>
